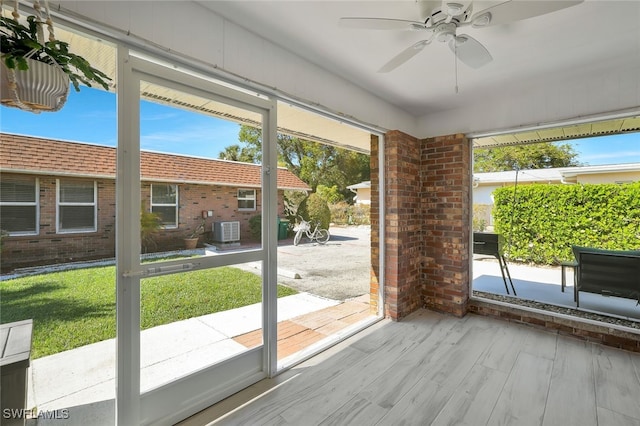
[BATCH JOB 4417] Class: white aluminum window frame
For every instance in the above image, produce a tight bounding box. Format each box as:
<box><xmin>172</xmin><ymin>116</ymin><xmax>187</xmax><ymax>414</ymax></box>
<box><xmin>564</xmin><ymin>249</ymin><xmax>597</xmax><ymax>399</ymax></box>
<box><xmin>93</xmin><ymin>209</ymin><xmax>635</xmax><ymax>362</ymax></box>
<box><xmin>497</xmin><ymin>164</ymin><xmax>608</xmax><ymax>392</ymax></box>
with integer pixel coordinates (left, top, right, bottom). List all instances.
<box><xmin>150</xmin><ymin>183</ymin><xmax>179</xmax><ymax>229</ymax></box>
<box><xmin>56</xmin><ymin>179</ymin><xmax>98</xmax><ymax>234</ymax></box>
<box><xmin>0</xmin><ymin>176</ymin><xmax>39</xmax><ymax>236</ymax></box>
<box><xmin>237</xmin><ymin>188</ymin><xmax>257</xmax><ymax>211</ymax></box>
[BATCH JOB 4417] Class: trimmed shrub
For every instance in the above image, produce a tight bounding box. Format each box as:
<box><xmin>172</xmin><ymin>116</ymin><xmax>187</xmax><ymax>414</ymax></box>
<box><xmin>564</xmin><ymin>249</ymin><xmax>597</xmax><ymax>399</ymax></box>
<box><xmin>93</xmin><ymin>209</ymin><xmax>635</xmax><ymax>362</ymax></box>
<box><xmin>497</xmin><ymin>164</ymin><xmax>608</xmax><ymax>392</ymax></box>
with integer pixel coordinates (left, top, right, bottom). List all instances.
<box><xmin>297</xmin><ymin>193</ymin><xmax>331</xmax><ymax>230</ymax></box>
<box><xmin>493</xmin><ymin>182</ymin><xmax>640</xmax><ymax>265</ymax></box>
<box><xmin>249</xmin><ymin>214</ymin><xmax>261</xmax><ymax>240</ymax></box>
<box><xmin>329</xmin><ymin>202</ymin><xmax>370</xmax><ymax>225</ymax></box>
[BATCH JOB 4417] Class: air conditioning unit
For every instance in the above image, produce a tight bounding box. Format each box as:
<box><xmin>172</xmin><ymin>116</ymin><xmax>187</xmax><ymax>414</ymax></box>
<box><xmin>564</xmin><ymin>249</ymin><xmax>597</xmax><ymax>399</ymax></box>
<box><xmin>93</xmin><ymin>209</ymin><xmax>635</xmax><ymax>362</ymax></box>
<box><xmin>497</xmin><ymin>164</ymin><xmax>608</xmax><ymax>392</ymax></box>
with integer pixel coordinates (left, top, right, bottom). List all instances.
<box><xmin>212</xmin><ymin>221</ymin><xmax>240</xmax><ymax>243</ymax></box>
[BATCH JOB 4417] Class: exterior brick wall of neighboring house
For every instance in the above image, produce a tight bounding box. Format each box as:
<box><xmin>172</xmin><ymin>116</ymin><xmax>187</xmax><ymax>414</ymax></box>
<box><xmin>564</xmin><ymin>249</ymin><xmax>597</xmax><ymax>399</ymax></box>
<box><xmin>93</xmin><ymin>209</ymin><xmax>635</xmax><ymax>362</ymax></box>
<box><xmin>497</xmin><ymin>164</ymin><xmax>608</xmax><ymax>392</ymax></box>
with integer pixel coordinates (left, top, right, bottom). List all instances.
<box><xmin>1</xmin><ymin>174</ymin><xmax>117</xmax><ymax>269</ymax></box>
<box><xmin>141</xmin><ymin>182</ymin><xmax>286</xmax><ymax>252</ymax></box>
<box><xmin>1</xmin><ymin>172</ymin><xmax>287</xmax><ymax>271</ymax></box>
<box><xmin>0</xmin><ymin>173</ymin><xmax>284</xmax><ymax>271</ymax></box>
<box><xmin>1</xmin><ymin>134</ymin><xmax>308</xmax><ymax>272</ymax></box>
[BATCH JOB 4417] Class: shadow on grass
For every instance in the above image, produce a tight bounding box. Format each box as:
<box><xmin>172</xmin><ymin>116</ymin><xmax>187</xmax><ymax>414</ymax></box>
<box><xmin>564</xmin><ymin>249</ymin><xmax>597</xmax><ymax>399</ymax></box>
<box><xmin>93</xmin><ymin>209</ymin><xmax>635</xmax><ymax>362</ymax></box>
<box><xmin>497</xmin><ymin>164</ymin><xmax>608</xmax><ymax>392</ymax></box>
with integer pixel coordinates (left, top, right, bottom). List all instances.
<box><xmin>0</xmin><ymin>281</ymin><xmax>113</xmax><ymax>325</ymax></box>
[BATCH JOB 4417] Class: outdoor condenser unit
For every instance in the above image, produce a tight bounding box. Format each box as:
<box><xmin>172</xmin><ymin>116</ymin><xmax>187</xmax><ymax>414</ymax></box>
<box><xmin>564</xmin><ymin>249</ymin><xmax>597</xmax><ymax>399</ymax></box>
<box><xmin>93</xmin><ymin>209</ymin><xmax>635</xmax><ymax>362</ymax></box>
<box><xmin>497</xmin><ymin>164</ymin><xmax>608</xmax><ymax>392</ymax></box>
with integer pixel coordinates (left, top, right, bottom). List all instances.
<box><xmin>212</xmin><ymin>221</ymin><xmax>240</xmax><ymax>242</ymax></box>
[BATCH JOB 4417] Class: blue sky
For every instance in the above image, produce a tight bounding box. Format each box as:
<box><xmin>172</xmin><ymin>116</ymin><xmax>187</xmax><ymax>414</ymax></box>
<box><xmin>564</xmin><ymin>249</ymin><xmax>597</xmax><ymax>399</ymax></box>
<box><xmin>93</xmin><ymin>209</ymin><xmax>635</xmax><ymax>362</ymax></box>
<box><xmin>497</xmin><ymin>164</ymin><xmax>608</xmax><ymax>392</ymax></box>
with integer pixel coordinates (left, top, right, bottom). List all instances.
<box><xmin>1</xmin><ymin>86</ymin><xmax>639</xmax><ymax>165</ymax></box>
<box><xmin>0</xmin><ymin>87</ymin><xmax>240</xmax><ymax>159</ymax></box>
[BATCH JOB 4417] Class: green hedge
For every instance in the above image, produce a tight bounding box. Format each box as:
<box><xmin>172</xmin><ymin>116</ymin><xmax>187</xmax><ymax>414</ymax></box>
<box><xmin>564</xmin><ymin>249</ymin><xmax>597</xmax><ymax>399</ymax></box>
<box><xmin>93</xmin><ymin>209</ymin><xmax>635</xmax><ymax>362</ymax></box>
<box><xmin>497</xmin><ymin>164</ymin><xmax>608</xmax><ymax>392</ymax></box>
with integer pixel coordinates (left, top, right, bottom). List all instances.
<box><xmin>493</xmin><ymin>182</ymin><xmax>640</xmax><ymax>264</ymax></box>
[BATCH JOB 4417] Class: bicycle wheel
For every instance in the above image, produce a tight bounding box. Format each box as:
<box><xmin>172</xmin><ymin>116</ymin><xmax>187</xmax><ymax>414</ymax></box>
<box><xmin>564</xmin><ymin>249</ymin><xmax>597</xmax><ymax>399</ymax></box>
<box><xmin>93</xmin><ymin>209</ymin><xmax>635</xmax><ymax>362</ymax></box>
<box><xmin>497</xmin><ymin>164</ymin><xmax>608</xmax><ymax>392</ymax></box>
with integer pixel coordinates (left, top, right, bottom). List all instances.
<box><xmin>293</xmin><ymin>230</ymin><xmax>302</xmax><ymax>246</ymax></box>
<box><xmin>315</xmin><ymin>229</ymin><xmax>330</xmax><ymax>244</ymax></box>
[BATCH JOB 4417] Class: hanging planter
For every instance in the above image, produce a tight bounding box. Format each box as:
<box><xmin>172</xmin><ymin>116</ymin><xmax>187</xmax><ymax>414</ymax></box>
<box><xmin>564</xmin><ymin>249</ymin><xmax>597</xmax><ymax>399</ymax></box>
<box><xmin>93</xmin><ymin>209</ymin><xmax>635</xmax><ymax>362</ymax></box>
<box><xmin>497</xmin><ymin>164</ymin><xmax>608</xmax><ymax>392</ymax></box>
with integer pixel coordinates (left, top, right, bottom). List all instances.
<box><xmin>1</xmin><ymin>56</ymin><xmax>68</xmax><ymax>111</ymax></box>
<box><xmin>0</xmin><ymin>0</ymin><xmax>111</xmax><ymax>113</ymax></box>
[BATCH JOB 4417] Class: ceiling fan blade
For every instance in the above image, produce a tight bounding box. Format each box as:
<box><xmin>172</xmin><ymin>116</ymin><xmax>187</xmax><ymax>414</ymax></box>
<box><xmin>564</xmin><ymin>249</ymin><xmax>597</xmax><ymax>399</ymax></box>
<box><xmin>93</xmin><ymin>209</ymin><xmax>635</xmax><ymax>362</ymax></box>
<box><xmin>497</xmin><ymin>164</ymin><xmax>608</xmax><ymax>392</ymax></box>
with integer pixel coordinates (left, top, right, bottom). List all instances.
<box><xmin>378</xmin><ymin>39</ymin><xmax>432</xmax><ymax>73</ymax></box>
<box><xmin>339</xmin><ymin>17</ymin><xmax>428</xmax><ymax>31</ymax></box>
<box><xmin>471</xmin><ymin>0</ymin><xmax>583</xmax><ymax>27</ymax></box>
<box><xmin>449</xmin><ymin>35</ymin><xmax>492</xmax><ymax>69</ymax></box>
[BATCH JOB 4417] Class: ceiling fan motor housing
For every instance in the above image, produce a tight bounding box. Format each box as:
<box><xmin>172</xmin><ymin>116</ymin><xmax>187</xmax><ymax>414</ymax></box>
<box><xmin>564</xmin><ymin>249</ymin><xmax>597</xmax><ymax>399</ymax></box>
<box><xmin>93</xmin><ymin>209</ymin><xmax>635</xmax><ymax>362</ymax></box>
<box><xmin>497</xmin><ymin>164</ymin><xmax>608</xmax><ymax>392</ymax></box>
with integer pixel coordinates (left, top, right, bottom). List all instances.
<box><xmin>435</xmin><ymin>22</ymin><xmax>457</xmax><ymax>43</ymax></box>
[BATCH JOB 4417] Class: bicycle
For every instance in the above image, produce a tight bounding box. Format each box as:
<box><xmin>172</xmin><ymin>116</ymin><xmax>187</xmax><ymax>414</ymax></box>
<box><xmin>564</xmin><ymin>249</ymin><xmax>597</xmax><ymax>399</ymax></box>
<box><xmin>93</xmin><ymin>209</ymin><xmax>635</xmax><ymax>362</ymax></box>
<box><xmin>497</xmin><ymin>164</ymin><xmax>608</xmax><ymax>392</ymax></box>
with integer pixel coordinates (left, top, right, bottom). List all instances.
<box><xmin>293</xmin><ymin>216</ymin><xmax>330</xmax><ymax>246</ymax></box>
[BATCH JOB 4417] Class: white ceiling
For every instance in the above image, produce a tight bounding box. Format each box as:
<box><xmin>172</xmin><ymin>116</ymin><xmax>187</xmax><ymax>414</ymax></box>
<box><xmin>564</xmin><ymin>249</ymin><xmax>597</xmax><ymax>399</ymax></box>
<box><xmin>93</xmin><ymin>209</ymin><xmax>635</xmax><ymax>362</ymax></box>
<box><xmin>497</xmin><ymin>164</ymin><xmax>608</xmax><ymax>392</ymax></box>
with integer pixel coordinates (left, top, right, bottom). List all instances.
<box><xmin>201</xmin><ymin>0</ymin><xmax>640</xmax><ymax>118</ymax></box>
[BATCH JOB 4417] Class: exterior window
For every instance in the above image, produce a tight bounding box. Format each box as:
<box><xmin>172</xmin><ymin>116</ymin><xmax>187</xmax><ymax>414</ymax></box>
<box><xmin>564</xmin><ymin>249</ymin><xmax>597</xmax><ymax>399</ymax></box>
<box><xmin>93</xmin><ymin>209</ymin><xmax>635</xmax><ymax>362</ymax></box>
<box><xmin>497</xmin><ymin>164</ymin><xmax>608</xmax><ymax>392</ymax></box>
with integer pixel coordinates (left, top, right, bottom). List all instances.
<box><xmin>238</xmin><ymin>189</ymin><xmax>256</xmax><ymax>211</ymax></box>
<box><xmin>57</xmin><ymin>179</ymin><xmax>97</xmax><ymax>233</ymax></box>
<box><xmin>151</xmin><ymin>184</ymin><xmax>178</xmax><ymax>228</ymax></box>
<box><xmin>0</xmin><ymin>176</ymin><xmax>38</xmax><ymax>235</ymax></box>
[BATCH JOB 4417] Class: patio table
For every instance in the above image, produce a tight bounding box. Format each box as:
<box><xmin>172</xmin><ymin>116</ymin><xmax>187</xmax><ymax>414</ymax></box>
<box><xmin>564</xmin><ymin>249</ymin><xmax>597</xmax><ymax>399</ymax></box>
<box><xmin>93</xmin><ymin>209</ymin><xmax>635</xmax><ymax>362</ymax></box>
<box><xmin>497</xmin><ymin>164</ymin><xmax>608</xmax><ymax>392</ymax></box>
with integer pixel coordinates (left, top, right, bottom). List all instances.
<box><xmin>560</xmin><ymin>260</ymin><xmax>578</xmax><ymax>301</ymax></box>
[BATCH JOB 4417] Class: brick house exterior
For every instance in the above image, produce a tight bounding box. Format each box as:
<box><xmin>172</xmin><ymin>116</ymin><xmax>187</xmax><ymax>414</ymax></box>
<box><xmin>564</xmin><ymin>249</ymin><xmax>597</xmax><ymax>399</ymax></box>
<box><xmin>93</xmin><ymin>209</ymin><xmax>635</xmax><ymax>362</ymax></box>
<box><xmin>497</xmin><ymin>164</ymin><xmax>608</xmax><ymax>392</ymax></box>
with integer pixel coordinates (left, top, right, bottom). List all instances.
<box><xmin>0</xmin><ymin>133</ymin><xmax>309</xmax><ymax>271</ymax></box>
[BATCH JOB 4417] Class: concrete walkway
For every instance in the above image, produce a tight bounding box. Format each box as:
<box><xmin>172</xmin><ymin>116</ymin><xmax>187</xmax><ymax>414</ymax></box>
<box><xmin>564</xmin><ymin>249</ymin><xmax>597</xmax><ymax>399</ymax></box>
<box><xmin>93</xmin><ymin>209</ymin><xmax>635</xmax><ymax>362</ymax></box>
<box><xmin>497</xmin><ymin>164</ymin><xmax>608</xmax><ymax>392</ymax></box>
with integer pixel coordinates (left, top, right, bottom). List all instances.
<box><xmin>25</xmin><ymin>293</ymin><xmax>373</xmax><ymax>425</ymax></box>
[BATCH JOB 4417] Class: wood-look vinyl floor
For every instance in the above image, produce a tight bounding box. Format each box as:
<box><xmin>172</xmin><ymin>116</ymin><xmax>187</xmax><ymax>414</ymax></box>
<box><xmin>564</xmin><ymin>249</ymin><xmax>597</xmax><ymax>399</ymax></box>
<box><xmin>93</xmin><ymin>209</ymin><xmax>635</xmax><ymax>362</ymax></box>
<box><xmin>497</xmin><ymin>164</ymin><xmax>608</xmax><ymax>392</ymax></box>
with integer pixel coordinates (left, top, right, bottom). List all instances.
<box><xmin>178</xmin><ymin>310</ymin><xmax>640</xmax><ymax>426</ymax></box>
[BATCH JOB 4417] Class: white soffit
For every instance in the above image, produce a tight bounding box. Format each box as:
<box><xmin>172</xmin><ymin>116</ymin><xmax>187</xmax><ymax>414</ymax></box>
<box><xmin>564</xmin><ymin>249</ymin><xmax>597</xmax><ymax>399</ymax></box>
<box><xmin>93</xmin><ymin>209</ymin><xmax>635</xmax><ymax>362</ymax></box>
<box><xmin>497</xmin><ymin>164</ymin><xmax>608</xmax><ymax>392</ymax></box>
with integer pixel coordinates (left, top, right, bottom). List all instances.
<box><xmin>59</xmin><ymin>28</ymin><xmax>372</xmax><ymax>154</ymax></box>
<box><xmin>473</xmin><ymin>116</ymin><xmax>640</xmax><ymax>148</ymax></box>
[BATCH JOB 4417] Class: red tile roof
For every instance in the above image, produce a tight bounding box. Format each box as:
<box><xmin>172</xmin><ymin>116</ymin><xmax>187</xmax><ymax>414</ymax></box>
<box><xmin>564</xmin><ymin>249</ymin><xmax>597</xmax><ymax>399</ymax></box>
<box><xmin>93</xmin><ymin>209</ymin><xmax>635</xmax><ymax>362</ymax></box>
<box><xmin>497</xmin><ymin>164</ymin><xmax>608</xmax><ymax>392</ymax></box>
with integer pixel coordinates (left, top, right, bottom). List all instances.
<box><xmin>0</xmin><ymin>133</ymin><xmax>310</xmax><ymax>190</ymax></box>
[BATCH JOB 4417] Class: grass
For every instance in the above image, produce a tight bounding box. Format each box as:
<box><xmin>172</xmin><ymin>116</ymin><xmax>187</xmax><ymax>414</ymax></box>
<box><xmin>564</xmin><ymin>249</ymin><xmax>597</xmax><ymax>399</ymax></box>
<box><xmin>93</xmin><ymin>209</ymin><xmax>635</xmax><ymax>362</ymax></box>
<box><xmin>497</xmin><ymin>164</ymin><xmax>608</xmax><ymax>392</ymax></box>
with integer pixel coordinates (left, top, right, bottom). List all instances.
<box><xmin>1</xmin><ymin>265</ymin><xmax>297</xmax><ymax>359</ymax></box>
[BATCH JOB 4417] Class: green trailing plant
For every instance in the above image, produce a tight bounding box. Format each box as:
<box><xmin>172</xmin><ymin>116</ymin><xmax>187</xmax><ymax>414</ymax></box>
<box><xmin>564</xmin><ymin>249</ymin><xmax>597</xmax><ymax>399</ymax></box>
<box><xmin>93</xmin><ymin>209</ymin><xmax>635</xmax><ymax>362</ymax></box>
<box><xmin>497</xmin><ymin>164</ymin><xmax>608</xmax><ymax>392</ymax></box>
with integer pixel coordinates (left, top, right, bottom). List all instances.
<box><xmin>1</xmin><ymin>14</ymin><xmax>111</xmax><ymax>91</ymax></box>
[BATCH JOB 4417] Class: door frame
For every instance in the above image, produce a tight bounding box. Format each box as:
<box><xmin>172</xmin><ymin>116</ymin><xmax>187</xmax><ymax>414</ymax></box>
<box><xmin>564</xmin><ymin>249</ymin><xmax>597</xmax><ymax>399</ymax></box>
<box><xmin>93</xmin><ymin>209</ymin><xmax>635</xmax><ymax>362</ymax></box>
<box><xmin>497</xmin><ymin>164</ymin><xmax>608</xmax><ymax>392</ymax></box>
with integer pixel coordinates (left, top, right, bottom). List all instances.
<box><xmin>115</xmin><ymin>49</ymin><xmax>279</xmax><ymax>425</ymax></box>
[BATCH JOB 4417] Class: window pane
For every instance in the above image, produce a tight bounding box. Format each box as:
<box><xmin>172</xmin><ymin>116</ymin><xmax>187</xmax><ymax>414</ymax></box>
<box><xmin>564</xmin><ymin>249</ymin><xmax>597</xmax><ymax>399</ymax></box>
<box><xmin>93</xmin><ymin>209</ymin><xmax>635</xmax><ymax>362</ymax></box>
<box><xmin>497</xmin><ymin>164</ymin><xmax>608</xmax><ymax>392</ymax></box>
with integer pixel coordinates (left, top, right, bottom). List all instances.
<box><xmin>238</xmin><ymin>200</ymin><xmax>255</xmax><ymax>210</ymax></box>
<box><xmin>0</xmin><ymin>206</ymin><xmax>37</xmax><ymax>233</ymax></box>
<box><xmin>152</xmin><ymin>185</ymin><xmax>177</xmax><ymax>204</ymax></box>
<box><xmin>60</xmin><ymin>206</ymin><xmax>95</xmax><ymax>230</ymax></box>
<box><xmin>238</xmin><ymin>189</ymin><xmax>255</xmax><ymax>200</ymax></box>
<box><xmin>60</xmin><ymin>181</ymin><xmax>94</xmax><ymax>203</ymax></box>
<box><xmin>0</xmin><ymin>179</ymin><xmax>36</xmax><ymax>202</ymax></box>
<box><xmin>152</xmin><ymin>206</ymin><xmax>177</xmax><ymax>227</ymax></box>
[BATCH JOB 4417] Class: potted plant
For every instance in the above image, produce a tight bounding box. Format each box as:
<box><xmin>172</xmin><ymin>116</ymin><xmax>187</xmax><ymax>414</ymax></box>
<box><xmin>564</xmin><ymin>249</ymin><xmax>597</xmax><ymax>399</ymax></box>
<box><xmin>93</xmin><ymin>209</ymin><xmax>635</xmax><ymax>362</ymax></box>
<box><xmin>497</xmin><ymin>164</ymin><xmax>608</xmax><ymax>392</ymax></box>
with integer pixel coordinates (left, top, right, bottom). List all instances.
<box><xmin>1</xmin><ymin>9</ymin><xmax>111</xmax><ymax>112</ymax></box>
<box><xmin>184</xmin><ymin>218</ymin><xmax>206</xmax><ymax>250</ymax></box>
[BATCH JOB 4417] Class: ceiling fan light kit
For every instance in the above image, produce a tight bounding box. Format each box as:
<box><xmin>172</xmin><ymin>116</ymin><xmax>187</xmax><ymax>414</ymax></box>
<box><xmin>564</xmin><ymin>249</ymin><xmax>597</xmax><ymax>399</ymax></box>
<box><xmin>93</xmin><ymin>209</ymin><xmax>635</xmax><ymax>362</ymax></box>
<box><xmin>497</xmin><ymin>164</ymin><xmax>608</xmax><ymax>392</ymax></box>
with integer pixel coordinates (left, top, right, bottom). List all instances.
<box><xmin>339</xmin><ymin>0</ymin><xmax>583</xmax><ymax>73</ymax></box>
<box><xmin>471</xmin><ymin>12</ymin><xmax>491</xmax><ymax>28</ymax></box>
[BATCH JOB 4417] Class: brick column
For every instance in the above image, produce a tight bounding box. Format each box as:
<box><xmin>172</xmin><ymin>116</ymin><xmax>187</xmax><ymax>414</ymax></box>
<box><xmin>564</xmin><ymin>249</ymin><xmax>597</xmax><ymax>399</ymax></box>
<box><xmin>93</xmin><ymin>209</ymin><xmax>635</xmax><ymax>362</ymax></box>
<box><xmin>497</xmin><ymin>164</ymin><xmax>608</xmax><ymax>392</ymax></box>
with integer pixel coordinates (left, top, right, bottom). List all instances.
<box><xmin>381</xmin><ymin>130</ymin><xmax>423</xmax><ymax>320</ymax></box>
<box><xmin>421</xmin><ymin>134</ymin><xmax>471</xmax><ymax>317</ymax></box>
<box><xmin>370</xmin><ymin>135</ymin><xmax>380</xmax><ymax>314</ymax></box>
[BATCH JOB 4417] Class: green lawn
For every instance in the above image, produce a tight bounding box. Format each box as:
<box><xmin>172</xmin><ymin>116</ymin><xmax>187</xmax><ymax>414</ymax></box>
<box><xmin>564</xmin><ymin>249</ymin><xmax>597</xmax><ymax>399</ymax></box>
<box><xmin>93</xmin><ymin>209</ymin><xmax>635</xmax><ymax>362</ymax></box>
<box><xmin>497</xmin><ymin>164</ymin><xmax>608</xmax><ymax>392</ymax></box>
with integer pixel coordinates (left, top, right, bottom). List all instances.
<box><xmin>1</xmin><ymin>265</ymin><xmax>297</xmax><ymax>359</ymax></box>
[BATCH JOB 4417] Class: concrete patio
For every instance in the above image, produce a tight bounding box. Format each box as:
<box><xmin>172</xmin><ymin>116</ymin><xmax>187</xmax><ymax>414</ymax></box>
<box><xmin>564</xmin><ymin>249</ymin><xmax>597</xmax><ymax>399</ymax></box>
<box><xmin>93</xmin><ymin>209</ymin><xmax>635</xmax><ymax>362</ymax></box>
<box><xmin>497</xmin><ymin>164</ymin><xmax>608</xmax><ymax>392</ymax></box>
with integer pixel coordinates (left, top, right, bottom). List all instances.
<box><xmin>472</xmin><ymin>256</ymin><xmax>640</xmax><ymax>322</ymax></box>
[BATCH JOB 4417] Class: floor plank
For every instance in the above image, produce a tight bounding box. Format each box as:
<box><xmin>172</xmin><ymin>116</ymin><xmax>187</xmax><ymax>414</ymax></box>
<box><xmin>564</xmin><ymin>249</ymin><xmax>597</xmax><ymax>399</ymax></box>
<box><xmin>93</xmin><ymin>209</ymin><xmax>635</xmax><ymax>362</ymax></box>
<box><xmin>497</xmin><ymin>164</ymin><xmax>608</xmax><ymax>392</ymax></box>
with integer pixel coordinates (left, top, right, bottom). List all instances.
<box><xmin>275</xmin><ymin>314</ymin><xmax>459</xmax><ymax>424</ymax></box>
<box><xmin>375</xmin><ymin>324</ymin><xmax>497</xmax><ymax>425</ymax></box>
<box><xmin>593</xmin><ymin>345</ymin><xmax>640</xmax><ymax>421</ymax></box>
<box><xmin>597</xmin><ymin>407</ymin><xmax>640</xmax><ymax>426</ymax></box>
<box><xmin>486</xmin><ymin>352</ymin><xmax>554</xmax><ymax>426</ymax></box>
<box><xmin>543</xmin><ymin>337</ymin><xmax>597</xmax><ymax>426</ymax></box>
<box><xmin>430</xmin><ymin>364</ymin><xmax>509</xmax><ymax>426</ymax></box>
<box><xmin>317</xmin><ymin>314</ymin><xmax>471</xmax><ymax>424</ymax></box>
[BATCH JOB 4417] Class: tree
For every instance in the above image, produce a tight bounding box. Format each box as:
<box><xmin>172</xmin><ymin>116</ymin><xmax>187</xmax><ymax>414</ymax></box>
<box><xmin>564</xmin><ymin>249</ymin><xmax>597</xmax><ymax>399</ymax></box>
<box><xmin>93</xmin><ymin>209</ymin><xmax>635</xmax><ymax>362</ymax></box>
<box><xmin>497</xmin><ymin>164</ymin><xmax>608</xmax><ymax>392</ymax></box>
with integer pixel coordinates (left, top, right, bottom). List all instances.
<box><xmin>221</xmin><ymin>125</ymin><xmax>370</xmax><ymax>197</ymax></box>
<box><xmin>473</xmin><ymin>142</ymin><xmax>582</xmax><ymax>173</ymax></box>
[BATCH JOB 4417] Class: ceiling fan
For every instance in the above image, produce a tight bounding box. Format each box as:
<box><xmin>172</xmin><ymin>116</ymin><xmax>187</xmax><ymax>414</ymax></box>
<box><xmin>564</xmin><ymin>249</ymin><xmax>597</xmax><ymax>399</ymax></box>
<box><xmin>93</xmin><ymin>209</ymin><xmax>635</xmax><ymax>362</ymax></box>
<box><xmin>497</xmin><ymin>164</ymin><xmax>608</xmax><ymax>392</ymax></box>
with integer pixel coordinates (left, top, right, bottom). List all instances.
<box><xmin>340</xmin><ymin>0</ymin><xmax>583</xmax><ymax>73</ymax></box>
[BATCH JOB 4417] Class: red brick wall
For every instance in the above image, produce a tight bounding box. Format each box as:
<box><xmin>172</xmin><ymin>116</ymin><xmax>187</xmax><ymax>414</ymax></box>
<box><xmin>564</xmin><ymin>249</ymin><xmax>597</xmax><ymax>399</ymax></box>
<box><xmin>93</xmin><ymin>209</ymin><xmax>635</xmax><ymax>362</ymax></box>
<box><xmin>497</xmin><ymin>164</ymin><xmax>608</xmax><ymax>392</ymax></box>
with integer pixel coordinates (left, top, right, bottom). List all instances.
<box><xmin>372</xmin><ymin>131</ymin><xmax>471</xmax><ymax>320</ymax></box>
<box><xmin>1</xmin><ymin>172</ymin><xmax>286</xmax><ymax>271</ymax></box>
<box><xmin>421</xmin><ymin>134</ymin><xmax>471</xmax><ymax>317</ymax></box>
<box><xmin>1</xmin><ymin>174</ymin><xmax>116</xmax><ymax>270</ymax></box>
<box><xmin>370</xmin><ymin>135</ymin><xmax>380</xmax><ymax>314</ymax></box>
<box><xmin>382</xmin><ymin>131</ymin><xmax>423</xmax><ymax>319</ymax></box>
